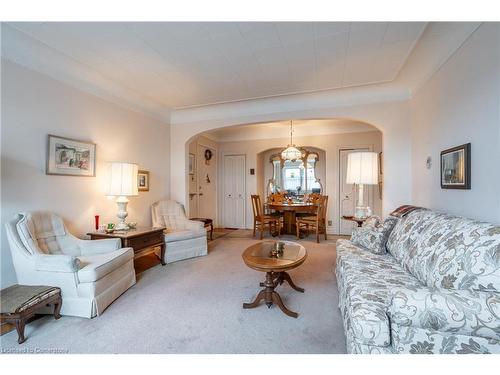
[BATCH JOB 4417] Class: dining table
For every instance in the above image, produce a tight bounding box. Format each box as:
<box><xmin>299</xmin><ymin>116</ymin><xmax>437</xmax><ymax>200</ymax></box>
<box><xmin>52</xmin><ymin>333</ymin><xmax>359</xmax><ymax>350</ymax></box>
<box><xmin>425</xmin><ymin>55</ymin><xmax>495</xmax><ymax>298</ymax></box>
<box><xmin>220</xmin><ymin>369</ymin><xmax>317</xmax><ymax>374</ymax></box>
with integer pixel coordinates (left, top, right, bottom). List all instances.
<box><xmin>266</xmin><ymin>201</ymin><xmax>315</xmax><ymax>235</ymax></box>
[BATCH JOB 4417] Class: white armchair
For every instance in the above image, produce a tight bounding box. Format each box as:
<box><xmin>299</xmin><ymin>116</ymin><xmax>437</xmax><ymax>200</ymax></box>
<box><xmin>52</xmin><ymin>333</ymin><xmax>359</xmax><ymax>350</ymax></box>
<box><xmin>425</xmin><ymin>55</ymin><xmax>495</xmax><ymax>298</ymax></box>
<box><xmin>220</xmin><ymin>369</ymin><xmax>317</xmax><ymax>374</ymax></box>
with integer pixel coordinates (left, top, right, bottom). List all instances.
<box><xmin>5</xmin><ymin>211</ymin><xmax>136</xmax><ymax>318</ymax></box>
<box><xmin>151</xmin><ymin>200</ymin><xmax>207</xmax><ymax>263</ymax></box>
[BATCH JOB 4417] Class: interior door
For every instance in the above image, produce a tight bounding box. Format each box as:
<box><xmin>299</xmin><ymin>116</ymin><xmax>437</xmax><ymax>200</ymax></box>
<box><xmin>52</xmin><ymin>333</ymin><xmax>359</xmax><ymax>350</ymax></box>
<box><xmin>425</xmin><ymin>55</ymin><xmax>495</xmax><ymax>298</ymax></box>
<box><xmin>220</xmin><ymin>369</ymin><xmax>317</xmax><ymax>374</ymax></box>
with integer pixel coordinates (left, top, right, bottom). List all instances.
<box><xmin>223</xmin><ymin>155</ymin><xmax>246</xmax><ymax>229</ymax></box>
<box><xmin>339</xmin><ymin>148</ymin><xmax>372</xmax><ymax>235</ymax></box>
<box><xmin>197</xmin><ymin>145</ymin><xmax>217</xmax><ymax>221</ymax></box>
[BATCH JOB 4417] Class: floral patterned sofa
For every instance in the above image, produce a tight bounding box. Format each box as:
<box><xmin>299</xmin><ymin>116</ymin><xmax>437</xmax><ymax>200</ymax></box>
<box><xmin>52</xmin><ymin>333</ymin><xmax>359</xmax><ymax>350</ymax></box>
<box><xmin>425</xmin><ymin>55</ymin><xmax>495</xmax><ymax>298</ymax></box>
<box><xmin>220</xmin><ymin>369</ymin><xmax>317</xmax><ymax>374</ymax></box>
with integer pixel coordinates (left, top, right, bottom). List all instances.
<box><xmin>336</xmin><ymin>208</ymin><xmax>500</xmax><ymax>354</ymax></box>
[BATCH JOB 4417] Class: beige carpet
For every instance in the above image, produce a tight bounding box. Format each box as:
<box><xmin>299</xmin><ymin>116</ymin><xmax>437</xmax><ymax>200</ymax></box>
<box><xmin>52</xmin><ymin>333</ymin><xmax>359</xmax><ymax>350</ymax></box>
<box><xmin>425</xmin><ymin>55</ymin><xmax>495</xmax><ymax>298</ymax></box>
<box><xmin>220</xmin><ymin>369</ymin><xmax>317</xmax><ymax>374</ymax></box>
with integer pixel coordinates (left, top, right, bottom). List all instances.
<box><xmin>0</xmin><ymin>230</ymin><xmax>347</xmax><ymax>354</ymax></box>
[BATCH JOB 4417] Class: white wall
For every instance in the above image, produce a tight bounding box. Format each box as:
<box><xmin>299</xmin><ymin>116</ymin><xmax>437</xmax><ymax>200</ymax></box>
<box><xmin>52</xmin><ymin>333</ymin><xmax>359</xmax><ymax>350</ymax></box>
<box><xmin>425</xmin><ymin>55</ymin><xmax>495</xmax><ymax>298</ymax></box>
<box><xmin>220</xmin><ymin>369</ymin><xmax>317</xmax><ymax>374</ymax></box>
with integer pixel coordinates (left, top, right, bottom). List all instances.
<box><xmin>410</xmin><ymin>23</ymin><xmax>500</xmax><ymax>223</ymax></box>
<box><xmin>171</xmin><ymin>98</ymin><xmax>411</xmax><ymax>220</ymax></box>
<box><xmin>216</xmin><ymin>131</ymin><xmax>382</xmax><ymax>233</ymax></box>
<box><xmin>1</xmin><ymin>61</ymin><xmax>171</xmax><ymax>287</ymax></box>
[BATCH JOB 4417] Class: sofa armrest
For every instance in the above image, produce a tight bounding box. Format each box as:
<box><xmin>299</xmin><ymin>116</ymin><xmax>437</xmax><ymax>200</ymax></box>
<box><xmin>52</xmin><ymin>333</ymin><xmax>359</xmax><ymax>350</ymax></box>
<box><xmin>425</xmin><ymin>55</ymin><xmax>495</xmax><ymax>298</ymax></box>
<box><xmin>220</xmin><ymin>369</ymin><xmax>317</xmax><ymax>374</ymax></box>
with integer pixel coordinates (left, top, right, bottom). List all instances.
<box><xmin>35</xmin><ymin>254</ymin><xmax>80</xmax><ymax>273</ymax></box>
<box><xmin>185</xmin><ymin>219</ymin><xmax>204</xmax><ymax>231</ymax></box>
<box><xmin>79</xmin><ymin>238</ymin><xmax>121</xmax><ymax>255</ymax></box>
<box><xmin>389</xmin><ymin>286</ymin><xmax>500</xmax><ymax>341</ymax></box>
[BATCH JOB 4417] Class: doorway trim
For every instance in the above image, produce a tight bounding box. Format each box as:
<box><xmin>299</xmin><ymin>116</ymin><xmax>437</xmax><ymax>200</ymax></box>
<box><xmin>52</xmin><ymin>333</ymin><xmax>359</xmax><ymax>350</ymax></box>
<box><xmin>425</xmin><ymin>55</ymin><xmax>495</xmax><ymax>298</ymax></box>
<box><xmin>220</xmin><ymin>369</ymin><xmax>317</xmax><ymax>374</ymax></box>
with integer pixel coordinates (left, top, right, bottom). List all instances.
<box><xmin>220</xmin><ymin>152</ymin><xmax>247</xmax><ymax>229</ymax></box>
<box><xmin>196</xmin><ymin>142</ymin><xmax>218</xmax><ymax>227</ymax></box>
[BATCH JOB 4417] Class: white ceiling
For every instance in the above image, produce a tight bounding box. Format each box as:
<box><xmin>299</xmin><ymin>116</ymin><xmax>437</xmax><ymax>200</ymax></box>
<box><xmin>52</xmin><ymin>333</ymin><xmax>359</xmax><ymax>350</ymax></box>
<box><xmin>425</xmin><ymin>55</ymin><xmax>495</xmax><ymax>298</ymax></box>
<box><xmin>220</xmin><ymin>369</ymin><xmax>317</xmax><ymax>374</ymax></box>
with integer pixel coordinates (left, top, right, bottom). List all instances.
<box><xmin>204</xmin><ymin>119</ymin><xmax>378</xmax><ymax>142</ymax></box>
<box><xmin>4</xmin><ymin>22</ymin><xmax>426</xmax><ymax>110</ymax></box>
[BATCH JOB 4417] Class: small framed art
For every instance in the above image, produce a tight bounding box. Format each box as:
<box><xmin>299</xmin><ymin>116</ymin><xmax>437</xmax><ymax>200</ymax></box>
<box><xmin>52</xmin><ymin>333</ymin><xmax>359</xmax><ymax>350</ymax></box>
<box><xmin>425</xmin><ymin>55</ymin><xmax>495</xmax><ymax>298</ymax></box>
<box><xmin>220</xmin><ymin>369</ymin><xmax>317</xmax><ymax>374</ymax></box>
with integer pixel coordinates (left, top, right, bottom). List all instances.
<box><xmin>46</xmin><ymin>134</ymin><xmax>96</xmax><ymax>176</ymax></box>
<box><xmin>138</xmin><ymin>170</ymin><xmax>150</xmax><ymax>191</ymax></box>
<box><xmin>440</xmin><ymin>143</ymin><xmax>471</xmax><ymax>189</ymax></box>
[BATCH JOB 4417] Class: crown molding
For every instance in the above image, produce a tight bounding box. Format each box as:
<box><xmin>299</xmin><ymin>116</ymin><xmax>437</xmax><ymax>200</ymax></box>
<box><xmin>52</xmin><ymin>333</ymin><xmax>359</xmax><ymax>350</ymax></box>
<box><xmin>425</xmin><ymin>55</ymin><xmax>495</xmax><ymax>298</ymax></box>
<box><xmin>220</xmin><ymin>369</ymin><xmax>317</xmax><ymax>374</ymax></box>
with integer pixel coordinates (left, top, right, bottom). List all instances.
<box><xmin>2</xmin><ymin>22</ymin><xmax>480</xmax><ymax>127</ymax></box>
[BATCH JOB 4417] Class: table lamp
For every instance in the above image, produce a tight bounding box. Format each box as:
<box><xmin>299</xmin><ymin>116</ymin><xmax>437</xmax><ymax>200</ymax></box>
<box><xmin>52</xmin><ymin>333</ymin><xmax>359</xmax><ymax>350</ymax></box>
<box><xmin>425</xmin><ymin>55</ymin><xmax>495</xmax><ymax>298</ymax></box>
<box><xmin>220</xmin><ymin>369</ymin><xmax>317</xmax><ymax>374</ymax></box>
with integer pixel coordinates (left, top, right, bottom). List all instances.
<box><xmin>346</xmin><ymin>152</ymin><xmax>378</xmax><ymax>219</ymax></box>
<box><xmin>106</xmin><ymin>162</ymin><xmax>138</xmax><ymax>231</ymax></box>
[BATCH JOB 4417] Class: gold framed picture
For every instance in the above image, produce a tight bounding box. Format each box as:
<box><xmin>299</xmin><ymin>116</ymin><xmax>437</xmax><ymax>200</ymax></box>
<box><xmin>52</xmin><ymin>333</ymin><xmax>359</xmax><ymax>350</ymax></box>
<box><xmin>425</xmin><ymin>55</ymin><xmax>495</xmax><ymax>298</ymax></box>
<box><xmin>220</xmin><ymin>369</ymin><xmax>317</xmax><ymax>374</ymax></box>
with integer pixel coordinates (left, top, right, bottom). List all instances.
<box><xmin>138</xmin><ymin>170</ymin><xmax>150</xmax><ymax>191</ymax></box>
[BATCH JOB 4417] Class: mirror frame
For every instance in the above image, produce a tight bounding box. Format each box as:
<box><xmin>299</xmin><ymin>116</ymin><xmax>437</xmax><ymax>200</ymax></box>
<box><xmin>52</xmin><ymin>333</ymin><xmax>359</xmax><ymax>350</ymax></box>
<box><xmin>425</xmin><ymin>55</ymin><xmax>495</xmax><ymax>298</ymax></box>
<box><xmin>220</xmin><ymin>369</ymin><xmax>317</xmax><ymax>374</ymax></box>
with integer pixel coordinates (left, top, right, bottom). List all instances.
<box><xmin>269</xmin><ymin>147</ymin><xmax>320</xmax><ymax>194</ymax></box>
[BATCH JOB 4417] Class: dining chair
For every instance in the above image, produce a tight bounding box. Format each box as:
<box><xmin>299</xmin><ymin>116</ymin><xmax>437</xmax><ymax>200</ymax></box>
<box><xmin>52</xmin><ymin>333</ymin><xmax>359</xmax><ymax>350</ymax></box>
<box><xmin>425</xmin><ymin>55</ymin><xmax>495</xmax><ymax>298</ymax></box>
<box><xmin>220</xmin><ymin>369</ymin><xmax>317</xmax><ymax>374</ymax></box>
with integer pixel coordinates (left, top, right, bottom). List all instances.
<box><xmin>251</xmin><ymin>195</ymin><xmax>281</xmax><ymax>240</ymax></box>
<box><xmin>296</xmin><ymin>195</ymin><xmax>329</xmax><ymax>243</ymax></box>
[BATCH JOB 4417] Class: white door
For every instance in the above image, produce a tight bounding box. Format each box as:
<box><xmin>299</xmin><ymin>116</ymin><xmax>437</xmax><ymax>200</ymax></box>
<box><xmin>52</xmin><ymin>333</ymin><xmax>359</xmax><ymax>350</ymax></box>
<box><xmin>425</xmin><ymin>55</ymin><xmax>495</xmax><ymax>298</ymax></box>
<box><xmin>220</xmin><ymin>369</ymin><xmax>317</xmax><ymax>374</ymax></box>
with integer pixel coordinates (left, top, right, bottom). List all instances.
<box><xmin>339</xmin><ymin>148</ymin><xmax>372</xmax><ymax>235</ymax></box>
<box><xmin>197</xmin><ymin>145</ymin><xmax>217</xmax><ymax>221</ymax></box>
<box><xmin>223</xmin><ymin>155</ymin><xmax>246</xmax><ymax>228</ymax></box>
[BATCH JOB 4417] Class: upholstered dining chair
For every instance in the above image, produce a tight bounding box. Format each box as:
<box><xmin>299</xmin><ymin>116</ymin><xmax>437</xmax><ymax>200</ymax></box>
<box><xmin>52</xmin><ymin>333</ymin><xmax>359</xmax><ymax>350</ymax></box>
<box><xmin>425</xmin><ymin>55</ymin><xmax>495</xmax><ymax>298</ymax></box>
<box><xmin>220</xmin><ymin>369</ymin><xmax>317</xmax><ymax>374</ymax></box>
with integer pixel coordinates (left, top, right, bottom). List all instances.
<box><xmin>251</xmin><ymin>195</ymin><xmax>281</xmax><ymax>240</ymax></box>
<box><xmin>296</xmin><ymin>195</ymin><xmax>329</xmax><ymax>243</ymax></box>
<box><xmin>5</xmin><ymin>211</ymin><xmax>136</xmax><ymax>318</ymax></box>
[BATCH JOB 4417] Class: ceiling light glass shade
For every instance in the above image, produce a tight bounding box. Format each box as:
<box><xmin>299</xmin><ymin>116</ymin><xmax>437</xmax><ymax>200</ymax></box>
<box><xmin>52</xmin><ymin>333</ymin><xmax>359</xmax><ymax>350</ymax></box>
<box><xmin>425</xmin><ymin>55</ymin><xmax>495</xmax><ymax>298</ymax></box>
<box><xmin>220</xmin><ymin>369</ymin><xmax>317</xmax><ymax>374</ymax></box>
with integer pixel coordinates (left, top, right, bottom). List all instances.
<box><xmin>106</xmin><ymin>162</ymin><xmax>139</xmax><ymax>196</ymax></box>
<box><xmin>281</xmin><ymin>145</ymin><xmax>303</xmax><ymax>162</ymax></box>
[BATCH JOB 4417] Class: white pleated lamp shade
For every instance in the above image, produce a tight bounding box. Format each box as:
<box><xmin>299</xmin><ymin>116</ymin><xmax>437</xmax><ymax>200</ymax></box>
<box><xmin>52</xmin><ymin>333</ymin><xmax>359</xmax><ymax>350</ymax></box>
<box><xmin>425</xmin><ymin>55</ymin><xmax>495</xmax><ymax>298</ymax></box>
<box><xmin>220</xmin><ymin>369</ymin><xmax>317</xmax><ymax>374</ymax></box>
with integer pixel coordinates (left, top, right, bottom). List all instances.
<box><xmin>106</xmin><ymin>162</ymin><xmax>139</xmax><ymax>196</ymax></box>
<box><xmin>346</xmin><ymin>152</ymin><xmax>378</xmax><ymax>185</ymax></box>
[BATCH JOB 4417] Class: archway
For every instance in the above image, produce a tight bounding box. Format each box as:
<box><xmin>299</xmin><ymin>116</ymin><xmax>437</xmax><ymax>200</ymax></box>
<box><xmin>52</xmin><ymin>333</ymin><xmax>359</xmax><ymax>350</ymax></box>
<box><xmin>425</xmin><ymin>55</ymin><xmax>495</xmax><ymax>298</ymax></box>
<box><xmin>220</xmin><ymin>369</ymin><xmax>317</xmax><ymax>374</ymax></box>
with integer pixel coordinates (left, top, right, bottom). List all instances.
<box><xmin>181</xmin><ymin>119</ymin><xmax>387</xmax><ymax>234</ymax></box>
<box><xmin>171</xmin><ymin>99</ymin><xmax>412</xmax><ymax>224</ymax></box>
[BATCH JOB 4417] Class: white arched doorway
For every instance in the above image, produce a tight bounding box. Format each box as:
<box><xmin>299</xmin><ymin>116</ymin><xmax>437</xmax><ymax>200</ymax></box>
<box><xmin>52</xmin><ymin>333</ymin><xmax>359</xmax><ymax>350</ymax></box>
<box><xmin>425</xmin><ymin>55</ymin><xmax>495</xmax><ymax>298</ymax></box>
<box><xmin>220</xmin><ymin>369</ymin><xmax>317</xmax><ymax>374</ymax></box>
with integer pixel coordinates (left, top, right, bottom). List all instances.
<box><xmin>171</xmin><ymin>98</ymin><xmax>412</xmax><ymax>223</ymax></box>
<box><xmin>181</xmin><ymin>118</ymin><xmax>389</xmax><ymax>234</ymax></box>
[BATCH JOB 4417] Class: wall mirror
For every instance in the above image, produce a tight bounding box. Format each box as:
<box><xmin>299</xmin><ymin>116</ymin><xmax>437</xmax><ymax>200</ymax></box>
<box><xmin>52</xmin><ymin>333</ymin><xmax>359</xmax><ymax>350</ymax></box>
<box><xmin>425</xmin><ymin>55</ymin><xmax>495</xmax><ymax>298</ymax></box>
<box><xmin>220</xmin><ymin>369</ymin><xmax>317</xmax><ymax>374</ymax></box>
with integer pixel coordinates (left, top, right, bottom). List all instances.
<box><xmin>269</xmin><ymin>148</ymin><xmax>322</xmax><ymax>196</ymax></box>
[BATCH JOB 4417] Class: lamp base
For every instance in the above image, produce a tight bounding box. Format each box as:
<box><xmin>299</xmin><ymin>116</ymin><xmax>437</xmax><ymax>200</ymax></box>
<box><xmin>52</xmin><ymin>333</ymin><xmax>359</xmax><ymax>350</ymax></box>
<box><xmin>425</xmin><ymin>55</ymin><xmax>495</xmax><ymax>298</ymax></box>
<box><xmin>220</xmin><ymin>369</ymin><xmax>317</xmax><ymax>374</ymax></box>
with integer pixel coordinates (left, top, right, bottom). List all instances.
<box><xmin>115</xmin><ymin>196</ymin><xmax>130</xmax><ymax>231</ymax></box>
<box><xmin>354</xmin><ymin>206</ymin><xmax>372</xmax><ymax>220</ymax></box>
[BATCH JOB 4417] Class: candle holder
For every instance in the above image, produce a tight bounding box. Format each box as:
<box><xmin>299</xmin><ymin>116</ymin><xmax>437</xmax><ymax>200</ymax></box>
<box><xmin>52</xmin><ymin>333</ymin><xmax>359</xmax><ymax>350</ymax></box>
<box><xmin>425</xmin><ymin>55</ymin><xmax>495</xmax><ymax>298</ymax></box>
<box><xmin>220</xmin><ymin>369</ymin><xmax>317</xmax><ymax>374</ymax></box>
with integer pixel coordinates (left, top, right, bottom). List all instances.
<box><xmin>270</xmin><ymin>241</ymin><xmax>285</xmax><ymax>258</ymax></box>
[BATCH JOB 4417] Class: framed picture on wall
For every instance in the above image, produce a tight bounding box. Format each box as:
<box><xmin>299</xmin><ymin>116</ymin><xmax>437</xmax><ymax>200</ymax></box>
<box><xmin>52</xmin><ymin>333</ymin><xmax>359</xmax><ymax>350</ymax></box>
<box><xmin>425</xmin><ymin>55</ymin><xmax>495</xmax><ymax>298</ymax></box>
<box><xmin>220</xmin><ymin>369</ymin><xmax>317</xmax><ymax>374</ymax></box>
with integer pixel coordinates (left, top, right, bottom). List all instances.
<box><xmin>189</xmin><ymin>153</ymin><xmax>195</xmax><ymax>175</ymax></box>
<box><xmin>138</xmin><ymin>170</ymin><xmax>150</xmax><ymax>191</ymax></box>
<box><xmin>440</xmin><ymin>143</ymin><xmax>471</xmax><ymax>189</ymax></box>
<box><xmin>46</xmin><ymin>134</ymin><xmax>96</xmax><ymax>176</ymax></box>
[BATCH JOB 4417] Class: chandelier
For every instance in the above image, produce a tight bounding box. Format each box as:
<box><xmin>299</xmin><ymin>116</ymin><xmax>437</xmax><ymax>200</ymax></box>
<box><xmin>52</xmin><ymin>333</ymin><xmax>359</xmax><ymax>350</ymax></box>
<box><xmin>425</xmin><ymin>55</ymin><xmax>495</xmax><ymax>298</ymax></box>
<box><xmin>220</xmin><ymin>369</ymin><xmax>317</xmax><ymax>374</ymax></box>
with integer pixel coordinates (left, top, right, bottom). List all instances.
<box><xmin>281</xmin><ymin>121</ymin><xmax>303</xmax><ymax>162</ymax></box>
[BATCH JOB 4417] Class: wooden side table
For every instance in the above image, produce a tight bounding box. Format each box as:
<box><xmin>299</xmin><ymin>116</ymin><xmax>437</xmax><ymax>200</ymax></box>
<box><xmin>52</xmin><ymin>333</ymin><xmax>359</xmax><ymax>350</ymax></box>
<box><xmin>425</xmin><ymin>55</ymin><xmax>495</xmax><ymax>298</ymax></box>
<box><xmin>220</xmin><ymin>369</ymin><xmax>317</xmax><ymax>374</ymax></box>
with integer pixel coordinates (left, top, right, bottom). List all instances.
<box><xmin>87</xmin><ymin>227</ymin><xmax>166</xmax><ymax>270</ymax></box>
<box><xmin>1</xmin><ymin>285</ymin><xmax>62</xmax><ymax>344</ymax></box>
<box><xmin>341</xmin><ymin>215</ymin><xmax>367</xmax><ymax>227</ymax></box>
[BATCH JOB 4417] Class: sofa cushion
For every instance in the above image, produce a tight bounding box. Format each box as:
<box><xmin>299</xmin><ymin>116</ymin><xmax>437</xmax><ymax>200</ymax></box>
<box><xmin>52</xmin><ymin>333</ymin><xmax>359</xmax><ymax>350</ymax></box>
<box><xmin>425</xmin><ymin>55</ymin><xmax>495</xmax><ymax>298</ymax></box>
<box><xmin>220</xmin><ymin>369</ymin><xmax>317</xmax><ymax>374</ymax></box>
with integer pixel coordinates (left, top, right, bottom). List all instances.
<box><xmin>351</xmin><ymin>216</ymin><xmax>399</xmax><ymax>255</ymax></box>
<box><xmin>16</xmin><ymin>211</ymin><xmax>67</xmax><ymax>255</ymax></box>
<box><xmin>77</xmin><ymin>248</ymin><xmax>134</xmax><ymax>283</ymax></box>
<box><xmin>336</xmin><ymin>239</ymin><xmax>422</xmax><ymax>347</ymax></box>
<box><xmin>388</xmin><ymin>210</ymin><xmax>500</xmax><ymax>292</ymax></box>
<box><xmin>164</xmin><ymin>229</ymin><xmax>206</xmax><ymax>243</ymax></box>
<box><xmin>386</xmin><ymin>208</ymin><xmax>434</xmax><ymax>264</ymax></box>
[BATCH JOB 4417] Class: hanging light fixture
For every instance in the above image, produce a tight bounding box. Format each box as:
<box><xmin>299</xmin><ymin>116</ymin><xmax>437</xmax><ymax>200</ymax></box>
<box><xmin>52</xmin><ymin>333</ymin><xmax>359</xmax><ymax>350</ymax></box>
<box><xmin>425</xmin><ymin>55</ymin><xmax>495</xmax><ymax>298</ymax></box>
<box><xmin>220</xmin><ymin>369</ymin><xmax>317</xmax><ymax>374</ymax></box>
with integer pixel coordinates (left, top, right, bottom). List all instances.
<box><xmin>281</xmin><ymin>120</ymin><xmax>303</xmax><ymax>162</ymax></box>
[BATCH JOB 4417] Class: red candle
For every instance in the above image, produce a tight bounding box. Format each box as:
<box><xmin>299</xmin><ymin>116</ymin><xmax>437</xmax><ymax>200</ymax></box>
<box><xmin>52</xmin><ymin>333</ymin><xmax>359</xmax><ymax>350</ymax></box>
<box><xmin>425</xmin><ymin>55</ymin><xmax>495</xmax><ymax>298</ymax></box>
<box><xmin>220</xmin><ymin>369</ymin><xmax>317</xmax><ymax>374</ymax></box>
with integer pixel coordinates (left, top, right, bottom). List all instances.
<box><xmin>95</xmin><ymin>215</ymin><xmax>99</xmax><ymax>231</ymax></box>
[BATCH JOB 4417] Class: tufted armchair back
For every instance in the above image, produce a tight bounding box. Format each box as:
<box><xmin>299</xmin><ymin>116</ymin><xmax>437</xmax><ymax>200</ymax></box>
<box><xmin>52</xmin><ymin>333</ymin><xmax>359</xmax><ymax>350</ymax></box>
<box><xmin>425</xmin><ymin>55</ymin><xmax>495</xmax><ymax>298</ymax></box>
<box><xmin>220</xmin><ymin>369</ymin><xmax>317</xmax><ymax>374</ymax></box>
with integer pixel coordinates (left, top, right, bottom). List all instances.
<box><xmin>151</xmin><ymin>200</ymin><xmax>201</xmax><ymax>231</ymax></box>
<box><xmin>15</xmin><ymin>211</ymin><xmax>81</xmax><ymax>256</ymax></box>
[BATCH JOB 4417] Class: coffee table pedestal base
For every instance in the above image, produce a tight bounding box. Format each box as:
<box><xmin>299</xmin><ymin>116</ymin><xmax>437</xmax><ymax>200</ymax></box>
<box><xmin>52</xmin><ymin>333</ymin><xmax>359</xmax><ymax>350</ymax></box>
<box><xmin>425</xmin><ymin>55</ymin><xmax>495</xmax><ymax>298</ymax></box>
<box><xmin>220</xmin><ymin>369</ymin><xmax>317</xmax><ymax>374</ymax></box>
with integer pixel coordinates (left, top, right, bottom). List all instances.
<box><xmin>243</xmin><ymin>271</ymin><xmax>304</xmax><ymax>318</ymax></box>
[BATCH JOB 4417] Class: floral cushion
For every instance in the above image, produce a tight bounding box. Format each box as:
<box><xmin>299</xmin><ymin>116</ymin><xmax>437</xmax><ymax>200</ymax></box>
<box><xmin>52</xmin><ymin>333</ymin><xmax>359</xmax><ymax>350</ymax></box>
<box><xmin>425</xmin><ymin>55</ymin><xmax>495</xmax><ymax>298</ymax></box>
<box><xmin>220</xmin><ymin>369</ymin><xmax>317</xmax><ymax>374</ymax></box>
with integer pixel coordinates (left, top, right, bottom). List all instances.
<box><xmin>388</xmin><ymin>210</ymin><xmax>500</xmax><ymax>292</ymax></box>
<box><xmin>351</xmin><ymin>216</ymin><xmax>399</xmax><ymax>255</ymax></box>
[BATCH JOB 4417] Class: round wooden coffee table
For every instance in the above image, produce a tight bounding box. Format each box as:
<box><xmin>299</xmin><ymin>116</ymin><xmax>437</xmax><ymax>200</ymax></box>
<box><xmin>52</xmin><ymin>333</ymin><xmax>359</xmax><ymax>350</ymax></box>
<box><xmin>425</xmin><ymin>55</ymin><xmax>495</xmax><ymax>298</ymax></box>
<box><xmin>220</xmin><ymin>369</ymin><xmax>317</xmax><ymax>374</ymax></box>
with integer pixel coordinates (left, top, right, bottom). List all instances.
<box><xmin>242</xmin><ymin>240</ymin><xmax>307</xmax><ymax>318</ymax></box>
